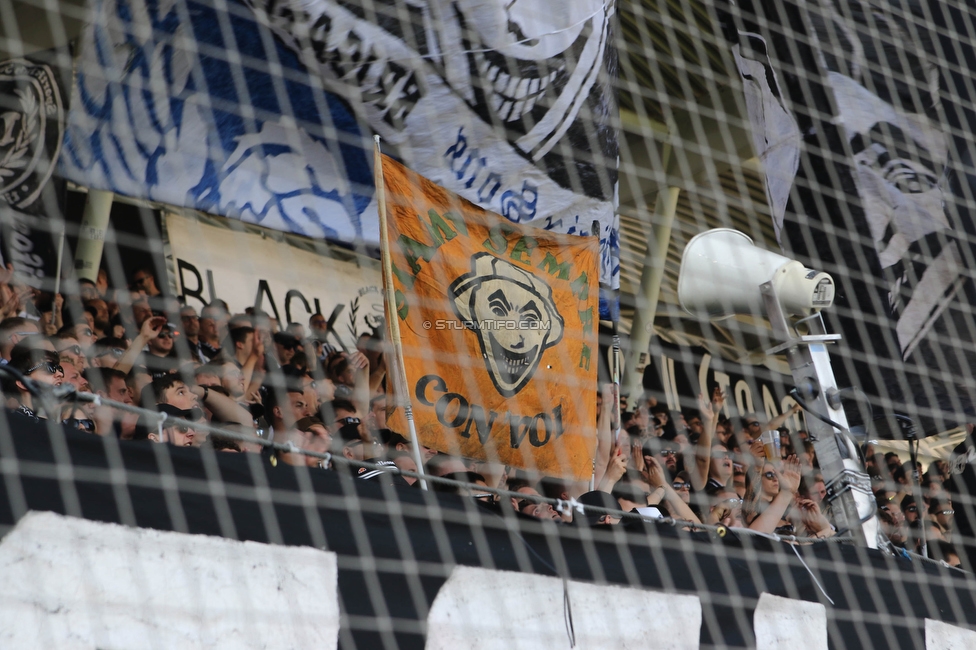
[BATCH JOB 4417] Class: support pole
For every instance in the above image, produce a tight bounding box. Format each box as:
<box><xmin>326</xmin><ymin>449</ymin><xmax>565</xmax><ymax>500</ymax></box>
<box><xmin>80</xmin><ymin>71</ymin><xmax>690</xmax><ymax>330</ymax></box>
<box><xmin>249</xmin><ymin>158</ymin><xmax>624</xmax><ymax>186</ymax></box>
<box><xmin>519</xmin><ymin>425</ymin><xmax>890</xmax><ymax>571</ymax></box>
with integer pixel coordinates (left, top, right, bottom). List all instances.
<box><xmin>74</xmin><ymin>189</ymin><xmax>113</xmax><ymax>282</ymax></box>
<box><xmin>622</xmin><ymin>186</ymin><xmax>680</xmax><ymax>403</ymax></box>
<box><xmin>761</xmin><ymin>283</ymin><xmax>874</xmax><ymax>547</ymax></box>
<box><xmin>908</xmin><ymin>437</ymin><xmax>927</xmax><ymax>558</ymax></box>
<box><xmin>612</xmin><ymin>321</ymin><xmax>622</xmax><ymax>447</ymax></box>
<box><xmin>374</xmin><ymin>136</ymin><xmax>428</xmax><ymax>490</ymax></box>
<box><xmin>52</xmin><ymin>227</ymin><xmax>64</xmax><ymax>296</ymax></box>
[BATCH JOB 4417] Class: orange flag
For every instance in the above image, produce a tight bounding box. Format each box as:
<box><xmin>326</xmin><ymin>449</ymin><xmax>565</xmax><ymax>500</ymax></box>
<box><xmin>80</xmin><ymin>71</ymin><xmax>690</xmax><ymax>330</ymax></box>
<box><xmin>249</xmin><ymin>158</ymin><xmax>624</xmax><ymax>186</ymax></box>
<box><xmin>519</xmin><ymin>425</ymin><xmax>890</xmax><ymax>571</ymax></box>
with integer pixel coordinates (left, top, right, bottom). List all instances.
<box><xmin>379</xmin><ymin>153</ymin><xmax>598</xmax><ymax>480</ymax></box>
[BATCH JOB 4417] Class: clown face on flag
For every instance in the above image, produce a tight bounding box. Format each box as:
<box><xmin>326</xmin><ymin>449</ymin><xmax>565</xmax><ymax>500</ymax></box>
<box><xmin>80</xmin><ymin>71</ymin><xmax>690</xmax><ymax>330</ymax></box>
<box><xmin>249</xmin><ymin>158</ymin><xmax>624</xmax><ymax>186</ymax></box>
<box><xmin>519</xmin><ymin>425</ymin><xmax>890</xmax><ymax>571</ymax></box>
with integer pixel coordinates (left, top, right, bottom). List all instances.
<box><xmin>449</xmin><ymin>253</ymin><xmax>566</xmax><ymax>398</ymax></box>
<box><xmin>379</xmin><ymin>154</ymin><xmax>598</xmax><ymax>480</ymax></box>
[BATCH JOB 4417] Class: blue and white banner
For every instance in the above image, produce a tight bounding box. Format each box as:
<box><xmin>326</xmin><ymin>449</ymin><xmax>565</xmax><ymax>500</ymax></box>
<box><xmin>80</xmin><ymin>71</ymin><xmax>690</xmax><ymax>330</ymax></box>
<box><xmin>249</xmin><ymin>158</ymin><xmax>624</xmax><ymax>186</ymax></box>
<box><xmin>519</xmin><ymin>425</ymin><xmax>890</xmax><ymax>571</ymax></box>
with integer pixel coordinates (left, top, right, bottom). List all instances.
<box><xmin>61</xmin><ymin>0</ymin><xmax>619</xmax><ymax>300</ymax></box>
<box><xmin>62</xmin><ymin>0</ymin><xmax>375</xmax><ymax>242</ymax></box>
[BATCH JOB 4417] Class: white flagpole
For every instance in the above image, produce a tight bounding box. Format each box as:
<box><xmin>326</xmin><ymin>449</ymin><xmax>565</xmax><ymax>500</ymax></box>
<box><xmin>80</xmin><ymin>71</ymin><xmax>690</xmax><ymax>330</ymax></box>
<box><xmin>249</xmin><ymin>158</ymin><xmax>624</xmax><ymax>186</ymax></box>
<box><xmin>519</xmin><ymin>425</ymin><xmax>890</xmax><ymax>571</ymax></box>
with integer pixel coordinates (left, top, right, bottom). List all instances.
<box><xmin>374</xmin><ymin>135</ymin><xmax>429</xmax><ymax>490</ymax></box>
<box><xmin>53</xmin><ymin>226</ymin><xmax>65</xmax><ymax>297</ymax></box>
<box><xmin>612</xmin><ymin>319</ymin><xmax>622</xmax><ymax>447</ymax></box>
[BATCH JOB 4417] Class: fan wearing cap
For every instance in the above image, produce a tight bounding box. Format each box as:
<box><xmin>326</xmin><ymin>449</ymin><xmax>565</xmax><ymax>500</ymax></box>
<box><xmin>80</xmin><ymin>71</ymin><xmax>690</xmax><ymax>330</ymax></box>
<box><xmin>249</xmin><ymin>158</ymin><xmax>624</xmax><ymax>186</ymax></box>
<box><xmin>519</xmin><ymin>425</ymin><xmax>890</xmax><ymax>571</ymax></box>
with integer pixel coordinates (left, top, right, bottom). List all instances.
<box><xmin>5</xmin><ymin>337</ymin><xmax>64</xmax><ymax>420</ymax></box>
<box><xmin>387</xmin><ymin>431</ymin><xmax>437</xmax><ymax>464</ymax></box>
<box><xmin>272</xmin><ymin>331</ymin><xmax>300</xmax><ymax>367</ymax></box>
<box><xmin>142</xmin><ymin>317</ymin><xmax>182</xmax><ymax>378</ymax></box>
<box><xmin>331</xmin><ymin>421</ymin><xmax>367</xmax><ymax>460</ymax></box>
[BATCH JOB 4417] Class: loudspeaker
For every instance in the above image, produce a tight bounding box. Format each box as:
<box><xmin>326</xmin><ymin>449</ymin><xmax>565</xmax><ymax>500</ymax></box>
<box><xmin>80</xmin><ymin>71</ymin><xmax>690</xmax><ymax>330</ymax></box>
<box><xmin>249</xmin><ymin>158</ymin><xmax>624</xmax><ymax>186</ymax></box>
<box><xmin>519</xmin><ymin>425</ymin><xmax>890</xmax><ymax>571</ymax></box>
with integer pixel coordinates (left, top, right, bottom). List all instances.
<box><xmin>677</xmin><ymin>228</ymin><xmax>835</xmax><ymax>320</ymax></box>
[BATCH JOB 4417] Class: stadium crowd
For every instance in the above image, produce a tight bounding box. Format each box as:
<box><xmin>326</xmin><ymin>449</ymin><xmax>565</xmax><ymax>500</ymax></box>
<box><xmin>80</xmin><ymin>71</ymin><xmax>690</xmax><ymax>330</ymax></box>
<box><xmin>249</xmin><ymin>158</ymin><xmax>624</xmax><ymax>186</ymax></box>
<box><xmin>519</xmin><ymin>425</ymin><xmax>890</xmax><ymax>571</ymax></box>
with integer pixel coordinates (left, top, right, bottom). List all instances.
<box><xmin>0</xmin><ymin>263</ymin><xmax>959</xmax><ymax>564</ymax></box>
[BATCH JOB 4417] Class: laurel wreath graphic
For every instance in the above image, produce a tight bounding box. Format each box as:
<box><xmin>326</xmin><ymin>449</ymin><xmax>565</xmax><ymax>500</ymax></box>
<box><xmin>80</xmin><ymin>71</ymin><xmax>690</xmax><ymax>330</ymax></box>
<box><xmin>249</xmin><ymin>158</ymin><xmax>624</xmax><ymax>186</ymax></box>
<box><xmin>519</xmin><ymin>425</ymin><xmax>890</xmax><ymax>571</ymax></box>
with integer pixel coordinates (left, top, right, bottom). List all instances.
<box><xmin>347</xmin><ymin>296</ymin><xmax>360</xmax><ymax>340</ymax></box>
<box><xmin>0</xmin><ymin>88</ymin><xmax>39</xmax><ymax>181</ymax></box>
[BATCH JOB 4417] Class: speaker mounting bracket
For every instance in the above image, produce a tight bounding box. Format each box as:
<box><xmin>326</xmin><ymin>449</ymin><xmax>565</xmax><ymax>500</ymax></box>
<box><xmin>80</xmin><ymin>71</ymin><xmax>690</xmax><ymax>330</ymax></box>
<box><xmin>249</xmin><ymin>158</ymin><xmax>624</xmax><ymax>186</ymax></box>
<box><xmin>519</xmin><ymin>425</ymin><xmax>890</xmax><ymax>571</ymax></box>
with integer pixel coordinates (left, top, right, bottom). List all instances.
<box><xmin>765</xmin><ymin>334</ymin><xmax>842</xmax><ymax>356</ymax></box>
<box><xmin>759</xmin><ymin>281</ymin><xmax>877</xmax><ymax>549</ymax></box>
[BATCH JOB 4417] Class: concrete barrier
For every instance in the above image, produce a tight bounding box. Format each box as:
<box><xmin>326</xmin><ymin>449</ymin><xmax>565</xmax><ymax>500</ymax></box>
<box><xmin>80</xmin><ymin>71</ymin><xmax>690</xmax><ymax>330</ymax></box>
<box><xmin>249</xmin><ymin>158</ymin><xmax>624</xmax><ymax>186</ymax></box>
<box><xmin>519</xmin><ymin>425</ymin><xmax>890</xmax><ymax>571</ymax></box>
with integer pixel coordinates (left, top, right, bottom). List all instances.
<box><xmin>0</xmin><ymin>511</ymin><xmax>339</xmax><ymax>649</ymax></box>
<box><xmin>426</xmin><ymin>565</ymin><xmax>702</xmax><ymax>649</ymax></box>
<box><xmin>754</xmin><ymin>592</ymin><xmax>827</xmax><ymax>650</ymax></box>
<box><xmin>927</xmin><ymin>618</ymin><xmax>976</xmax><ymax>650</ymax></box>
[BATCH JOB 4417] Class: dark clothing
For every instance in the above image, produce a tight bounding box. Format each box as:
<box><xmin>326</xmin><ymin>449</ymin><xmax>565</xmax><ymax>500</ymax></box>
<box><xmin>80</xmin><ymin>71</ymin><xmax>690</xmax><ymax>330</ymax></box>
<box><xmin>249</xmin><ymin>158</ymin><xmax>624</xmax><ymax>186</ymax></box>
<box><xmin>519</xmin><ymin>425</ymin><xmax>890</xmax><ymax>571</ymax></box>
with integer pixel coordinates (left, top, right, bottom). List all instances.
<box><xmin>200</xmin><ymin>341</ymin><xmax>221</xmax><ymax>360</ymax></box>
<box><xmin>14</xmin><ymin>404</ymin><xmax>37</xmax><ymax>421</ymax></box>
<box><xmin>143</xmin><ymin>353</ymin><xmax>182</xmax><ymax>379</ymax></box>
<box><xmin>705</xmin><ymin>477</ymin><xmax>728</xmax><ymax>495</ymax></box>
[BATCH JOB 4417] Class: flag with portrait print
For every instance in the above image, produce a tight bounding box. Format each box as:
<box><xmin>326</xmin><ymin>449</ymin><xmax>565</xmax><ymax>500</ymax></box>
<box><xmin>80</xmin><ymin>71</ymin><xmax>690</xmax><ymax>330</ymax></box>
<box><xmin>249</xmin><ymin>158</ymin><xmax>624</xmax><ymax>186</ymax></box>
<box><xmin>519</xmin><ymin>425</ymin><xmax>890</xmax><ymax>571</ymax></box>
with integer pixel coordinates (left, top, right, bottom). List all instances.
<box><xmin>380</xmin><ymin>153</ymin><xmax>598</xmax><ymax>480</ymax></box>
<box><xmin>720</xmin><ymin>0</ymin><xmax>976</xmax><ymax>434</ymax></box>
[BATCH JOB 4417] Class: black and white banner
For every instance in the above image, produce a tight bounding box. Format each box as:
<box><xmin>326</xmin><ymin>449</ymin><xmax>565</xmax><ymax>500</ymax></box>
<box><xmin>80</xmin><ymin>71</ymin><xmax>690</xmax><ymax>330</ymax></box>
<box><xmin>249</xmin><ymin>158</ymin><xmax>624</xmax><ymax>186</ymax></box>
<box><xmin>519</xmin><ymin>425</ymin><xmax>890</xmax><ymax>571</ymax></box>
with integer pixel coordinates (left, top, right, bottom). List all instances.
<box><xmin>166</xmin><ymin>212</ymin><xmax>382</xmax><ymax>351</ymax></box>
<box><xmin>721</xmin><ymin>0</ymin><xmax>976</xmax><ymax>433</ymax></box>
<box><xmin>641</xmin><ymin>339</ymin><xmax>802</xmax><ymax>427</ymax></box>
<box><xmin>249</xmin><ymin>0</ymin><xmax>620</xmax><ymax>289</ymax></box>
<box><xmin>62</xmin><ymin>0</ymin><xmax>620</xmax><ymax>299</ymax></box>
<box><xmin>0</xmin><ymin>51</ymin><xmax>68</xmax><ymax>289</ymax></box>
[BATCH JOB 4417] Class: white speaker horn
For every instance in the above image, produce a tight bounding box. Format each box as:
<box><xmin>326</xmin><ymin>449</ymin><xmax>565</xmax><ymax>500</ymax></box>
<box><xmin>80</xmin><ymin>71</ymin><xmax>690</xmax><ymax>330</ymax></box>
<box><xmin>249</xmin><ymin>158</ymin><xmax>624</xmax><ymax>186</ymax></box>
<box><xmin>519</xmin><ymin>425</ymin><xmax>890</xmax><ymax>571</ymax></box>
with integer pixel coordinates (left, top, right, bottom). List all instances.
<box><xmin>677</xmin><ymin>228</ymin><xmax>835</xmax><ymax>320</ymax></box>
